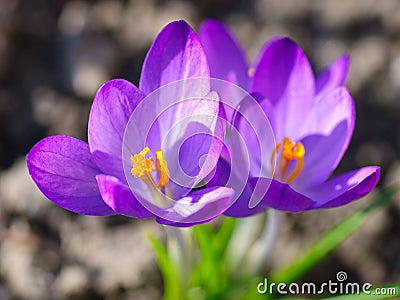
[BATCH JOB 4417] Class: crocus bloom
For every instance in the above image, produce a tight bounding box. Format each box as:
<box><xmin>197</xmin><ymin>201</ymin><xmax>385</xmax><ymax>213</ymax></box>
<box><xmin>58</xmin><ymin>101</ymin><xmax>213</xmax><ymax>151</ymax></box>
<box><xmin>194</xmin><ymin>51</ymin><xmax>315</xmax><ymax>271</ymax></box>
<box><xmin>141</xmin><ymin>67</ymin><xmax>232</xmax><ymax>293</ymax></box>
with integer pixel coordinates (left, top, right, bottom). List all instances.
<box><xmin>199</xmin><ymin>20</ymin><xmax>380</xmax><ymax>216</ymax></box>
<box><xmin>27</xmin><ymin>20</ymin><xmax>234</xmax><ymax>226</ymax></box>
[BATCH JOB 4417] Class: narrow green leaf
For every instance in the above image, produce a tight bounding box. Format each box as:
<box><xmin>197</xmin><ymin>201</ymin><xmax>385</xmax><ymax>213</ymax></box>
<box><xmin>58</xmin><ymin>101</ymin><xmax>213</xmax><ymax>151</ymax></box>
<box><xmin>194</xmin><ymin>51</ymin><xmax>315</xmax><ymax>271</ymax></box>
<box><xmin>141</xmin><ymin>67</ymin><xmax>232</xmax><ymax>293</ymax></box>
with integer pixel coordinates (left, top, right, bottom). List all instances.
<box><xmin>193</xmin><ymin>224</ymin><xmax>223</xmax><ymax>294</ymax></box>
<box><xmin>147</xmin><ymin>233</ymin><xmax>182</xmax><ymax>300</ymax></box>
<box><xmin>271</xmin><ymin>188</ymin><xmax>396</xmax><ymax>285</ymax></box>
<box><xmin>213</xmin><ymin>217</ymin><xmax>238</xmax><ymax>257</ymax></box>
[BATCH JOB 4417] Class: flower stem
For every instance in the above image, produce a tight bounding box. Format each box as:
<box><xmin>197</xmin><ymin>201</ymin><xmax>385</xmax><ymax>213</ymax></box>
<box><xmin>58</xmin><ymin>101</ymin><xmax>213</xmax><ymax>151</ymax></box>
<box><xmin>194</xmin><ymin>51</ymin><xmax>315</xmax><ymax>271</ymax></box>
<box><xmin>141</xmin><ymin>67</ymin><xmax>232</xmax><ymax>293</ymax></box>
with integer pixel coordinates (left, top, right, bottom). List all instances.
<box><xmin>247</xmin><ymin>209</ymin><xmax>283</xmax><ymax>273</ymax></box>
<box><xmin>164</xmin><ymin>226</ymin><xmax>194</xmax><ymax>294</ymax></box>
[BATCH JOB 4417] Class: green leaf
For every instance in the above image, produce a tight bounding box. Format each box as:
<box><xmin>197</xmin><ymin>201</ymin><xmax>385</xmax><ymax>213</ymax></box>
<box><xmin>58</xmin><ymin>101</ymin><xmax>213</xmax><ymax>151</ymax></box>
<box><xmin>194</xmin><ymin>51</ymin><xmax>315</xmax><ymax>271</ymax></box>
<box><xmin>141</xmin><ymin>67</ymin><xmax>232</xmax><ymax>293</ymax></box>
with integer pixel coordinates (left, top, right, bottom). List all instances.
<box><xmin>271</xmin><ymin>188</ymin><xmax>396</xmax><ymax>285</ymax></box>
<box><xmin>193</xmin><ymin>224</ymin><xmax>223</xmax><ymax>294</ymax></box>
<box><xmin>147</xmin><ymin>233</ymin><xmax>182</xmax><ymax>300</ymax></box>
<box><xmin>190</xmin><ymin>218</ymin><xmax>238</xmax><ymax>298</ymax></box>
<box><xmin>213</xmin><ymin>217</ymin><xmax>237</xmax><ymax>257</ymax></box>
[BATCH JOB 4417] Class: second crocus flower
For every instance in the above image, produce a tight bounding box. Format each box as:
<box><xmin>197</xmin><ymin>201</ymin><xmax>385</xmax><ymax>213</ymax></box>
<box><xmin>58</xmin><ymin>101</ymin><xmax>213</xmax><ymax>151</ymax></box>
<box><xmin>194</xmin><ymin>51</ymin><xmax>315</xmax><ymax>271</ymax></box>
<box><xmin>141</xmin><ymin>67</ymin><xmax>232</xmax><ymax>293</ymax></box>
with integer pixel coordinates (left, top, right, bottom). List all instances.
<box><xmin>199</xmin><ymin>20</ymin><xmax>380</xmax><ymax>216</ymax></box>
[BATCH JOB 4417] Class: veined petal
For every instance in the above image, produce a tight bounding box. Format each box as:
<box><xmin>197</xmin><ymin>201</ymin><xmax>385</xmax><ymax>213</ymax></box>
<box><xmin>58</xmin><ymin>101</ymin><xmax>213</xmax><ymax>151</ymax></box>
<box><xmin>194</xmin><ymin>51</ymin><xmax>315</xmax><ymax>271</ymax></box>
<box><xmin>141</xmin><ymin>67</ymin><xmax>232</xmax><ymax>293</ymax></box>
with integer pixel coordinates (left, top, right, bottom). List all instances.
<box><xmin>96</xmin><ymin>174</ymin><xmax>154</xmax><ymax>218</ymax></box>
<box><xmin>224</xmin><ymin>177</ymin><xmax>314</xmax><ymax>217</ymax></box>
<box><xmin>292</xmin><ymin>87</ymin><xmax>355</xmax><ymax>189</ymax></box>
<box><xmin>305</xmin><ymin>166</ymin><xmax>380</xmax><ymax>209</ymax></box>
<box><xmin>206</xmin><ymin>148</ymin><xmax>231</xmax><ymax>188</ymax></box>
<box><xmin>224</xmin><ymin>167</ymin><xmax>379</xmax><ymax>215</ymax></box>
<box><xmin>198</xmin><ymin>19</ymin><xmax>249</xmax><ymax>89</ymax></box>
<box><xmin>161</xmin><ymin>92</ymin><xmax>225</xmax><ymax>198</ymax></box>
<box><xmin>156</xmin><ymin>186</ymin><xmax>234</xmax><ymax>227</ymax></box>
<box><xmin>316</xmin><ymin>55</ymin><xmax>350</xmax><ymax>98</ymax></box>
<box><xmin>222</xmin><ymin>180</ymin><xmax>266</xmax><ymax>217</ymax></box>
<box><xmin>300</xmin><ymin>87</ymin><xmax>354</xmax><ymax>138</ymax></box>
<box><xmin>250</xmin><ymin>37</ymin><xmax>315</xmax><ymax>141</ymax></box>
<box><xmin>233</xmin><ymin>94</ymin><xmax>276</xmax><ymax>177</ymax></box>
<box><xmin>88</xmin><ymin>79</ymin><xmax>146</xmax><ymax>182</ymax></box>
<box><xmin>26</xmin><ymin>136</ymin><xmax>115</xmax><ymax>216</ymax></box>
<box><xmin>139</xmin><ymin>20</ymin><xmax>210</xmax><ymax>95</ymax></box>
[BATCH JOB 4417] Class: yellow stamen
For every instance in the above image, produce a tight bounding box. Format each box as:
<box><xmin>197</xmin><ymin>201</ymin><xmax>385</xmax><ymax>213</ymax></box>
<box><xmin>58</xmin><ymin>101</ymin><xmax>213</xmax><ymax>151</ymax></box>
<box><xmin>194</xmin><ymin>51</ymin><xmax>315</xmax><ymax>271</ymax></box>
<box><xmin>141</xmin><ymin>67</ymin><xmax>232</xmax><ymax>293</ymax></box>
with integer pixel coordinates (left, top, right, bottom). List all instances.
<box><xmin>286</xmin><ymin>156</ymin><xmax>304</xmax><ymax>183</ymax></box>
<box><xmin>270</xmin><ymin>143</ymin><xmax>281</xmax><ymax>178</ymax></box>
<box><xmin>270</xmin><ymin>137</ymin><xmax>305</xmax><ymax>183</ymax></box>
<box><xmin>155</xmin><ymin>149</ymin><xmax>170</xmax><ymax>188</ymax></box>
<box><xmin>280</xmin><ymin>160</ymin><xmax>290</xmax><ymax>182</ymax></box>
<box><xmin>130</xmin><ymin>147</ymin><xmax>170</xmax><ymax>190</ymax></box>
<box><xmin>130</xmin><ymin>147</ymin><xmax>152</xmax><ymax>177</ymax></box>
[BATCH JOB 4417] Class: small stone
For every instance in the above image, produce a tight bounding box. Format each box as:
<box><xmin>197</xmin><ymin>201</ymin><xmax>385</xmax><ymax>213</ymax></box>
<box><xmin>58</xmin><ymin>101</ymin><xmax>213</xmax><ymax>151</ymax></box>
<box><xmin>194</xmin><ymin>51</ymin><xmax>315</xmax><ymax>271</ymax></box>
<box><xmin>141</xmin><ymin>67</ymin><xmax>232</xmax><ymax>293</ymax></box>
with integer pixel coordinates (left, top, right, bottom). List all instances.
<box><xmin>52</xmin><ymin>266</ymin><xmax>89</xmax><ymax>299</ymax></box>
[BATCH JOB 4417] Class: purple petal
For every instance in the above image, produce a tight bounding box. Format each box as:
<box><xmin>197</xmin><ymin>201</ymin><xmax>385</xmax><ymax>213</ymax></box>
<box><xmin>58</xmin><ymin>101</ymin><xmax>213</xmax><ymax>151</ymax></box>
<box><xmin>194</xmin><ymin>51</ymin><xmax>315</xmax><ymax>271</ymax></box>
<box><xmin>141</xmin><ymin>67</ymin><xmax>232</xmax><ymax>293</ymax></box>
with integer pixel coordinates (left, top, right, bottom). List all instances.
<box><xmin>88</xmin><ymin>79</ymin><xmax>146</xmax><ymax>182</ymax></box>
<box><xmin>96</xmin><ymin>174</ymin><xmax>154</xmax><ymax>218</ymax></box>
<box><xmin>224</xmin><ymin>177</ymin><xmax>315</xmax><ymax>217</ymax></box>
<box><xmin>250</xmin><ymin>37</ymin><xmax>315</xmax><ymax>141</ymax></box>
<box><xmin>206</xmin><ymin>149</ymin><xmax>231</xmax><ymax>188</ymax></box>
<box><xmin>292</xmin><ymin>87</ymin><xmax>355</xmax><ymax>189</ymax></box>
<box><xmin>198</xmin><ymin>19</ymin><xmax>249</xmax><ymax>89</ymax></box>
<box><xmin>139</xmin><ymin>20</ymin><xmax>210</xmax><ymax>95</ymax></box>
<box><xmin>26</xmin><ymin>136</ymin><xmax>115</xmax><ymax>216</ymax></box>
<box><xmin>223</xmin><ymin>180</ymin><xmax>267</xmax><ymax>217</ymax></box>
<box><xmin>315</xmin><ymin>55</ymin><xmax>350</xmax><ymax>98</ymax></box>
<box><xmin>121</xmin><ymin>90</ymin><xmax>224</xmax><ymax>202</ymax></box>
<box><xmin>156</xmin><ymin>186</ymin><xmax>234</xmax><ymax>226</ymax></box>
<box><xmin>299</xmin><ymin>87</ymin><xmax>355</xmax><ymax>138</ymax></box>
<box><xmin>160</xmin><ymin>92</ymin><xmax>225</xmax><ymax>198</ymax></box>
<box><xmin>305</xmin><ymin>166</ymin><xmax>380</xmax><ymax>209</ymax></box>
<box><xmin>233</xmin><ymin>94</ymin><xmax>276</xmax><ymax>177</ymax></box>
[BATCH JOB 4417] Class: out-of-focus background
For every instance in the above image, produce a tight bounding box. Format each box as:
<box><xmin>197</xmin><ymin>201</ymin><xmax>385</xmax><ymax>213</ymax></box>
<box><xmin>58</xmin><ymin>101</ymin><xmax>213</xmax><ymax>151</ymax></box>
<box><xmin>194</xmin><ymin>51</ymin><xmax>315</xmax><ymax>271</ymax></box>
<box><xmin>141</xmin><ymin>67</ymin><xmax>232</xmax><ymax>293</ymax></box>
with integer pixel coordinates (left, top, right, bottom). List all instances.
<box><xmin>0</xmin><ymin>0</ymin><xmax>399</xmax><ymax>299</ymax></box>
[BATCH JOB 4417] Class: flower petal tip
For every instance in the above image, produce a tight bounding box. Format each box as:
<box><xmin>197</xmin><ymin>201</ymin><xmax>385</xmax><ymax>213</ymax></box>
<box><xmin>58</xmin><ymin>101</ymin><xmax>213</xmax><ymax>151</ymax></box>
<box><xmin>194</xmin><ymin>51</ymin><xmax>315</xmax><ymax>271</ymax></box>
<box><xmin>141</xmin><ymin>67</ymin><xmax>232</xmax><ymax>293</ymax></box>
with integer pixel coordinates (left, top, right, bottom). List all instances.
<box><xmin>310</xmin><ymin>166</ymin><xmax>381</xmax><ymax>210</ymax></box>
<box><xmin>26</xmin><ymin>136</ymin><xmax>116</xmax><ymax>216</ymax></box>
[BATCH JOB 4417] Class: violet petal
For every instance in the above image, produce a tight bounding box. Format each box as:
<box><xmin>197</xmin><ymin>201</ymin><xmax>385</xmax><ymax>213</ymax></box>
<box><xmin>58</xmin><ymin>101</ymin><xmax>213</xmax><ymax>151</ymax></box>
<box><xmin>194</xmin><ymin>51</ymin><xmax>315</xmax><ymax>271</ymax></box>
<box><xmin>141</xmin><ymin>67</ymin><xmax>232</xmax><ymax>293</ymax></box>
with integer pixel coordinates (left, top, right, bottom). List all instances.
<box><xmin>292</xmin><ymin>87</ymin><xmax>355</xmax><ymax>189</ymax></box>
<box><xmin>250</xmin><ymin>37</ymin><xmax>315</xmax><ymax>141</ymax></box>
<box><xmin>156</xmin><ymin>186</ymin><xmax>234</xmax><ymax>226</ymax></box>
<box><xmin>198</xmin><ymin>19</ymin><xmax>249</xmax><ymax>89</ymax></box>
<box><xmin>139</xmin><ymin>20</ymin><xmax>210</xmax><ymax>95</ymax></box>
<box><xmin>96</xmin><ymin>174</ymin><xmax>154</xmax><ymax>218</ymax></box>
<box><xmin>224</xmin><ymin>177</ymin><xmax>315</xmax><ymax>217</ymax></box>
<box><xmin>315</xmin><ymin>55</ymin><xmax>350</xmax><ymax>98</ymax></box>
<box><xmin>26</xmin><ymin>136</ymin><xmax>115</xmax><ymax>216</ymax></box>
<box><xmin>306</xmin><ymin>166</ymin><xmax>380</xmax><ymax>209</ymax></box>
<box><xmin>88</xmin><ymin>79</ymin><xmax>146</xmax><ymax>182</ymax></box>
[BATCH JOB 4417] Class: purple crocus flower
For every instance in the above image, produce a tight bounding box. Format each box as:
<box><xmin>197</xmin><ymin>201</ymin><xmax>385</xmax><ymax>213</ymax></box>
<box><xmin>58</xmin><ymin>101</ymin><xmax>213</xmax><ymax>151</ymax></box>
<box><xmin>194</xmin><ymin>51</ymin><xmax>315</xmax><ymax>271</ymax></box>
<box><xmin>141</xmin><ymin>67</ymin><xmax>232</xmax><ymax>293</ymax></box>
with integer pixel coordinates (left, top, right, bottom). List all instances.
<box><xmin>26</xmin><ymin>20</ymin><xmax>234</xmax><ymax>226</ymax></box>
<box><xmin>199</xmin><ymin>20</ymin><xmax>380</xmax><ymax>216</ymax></box>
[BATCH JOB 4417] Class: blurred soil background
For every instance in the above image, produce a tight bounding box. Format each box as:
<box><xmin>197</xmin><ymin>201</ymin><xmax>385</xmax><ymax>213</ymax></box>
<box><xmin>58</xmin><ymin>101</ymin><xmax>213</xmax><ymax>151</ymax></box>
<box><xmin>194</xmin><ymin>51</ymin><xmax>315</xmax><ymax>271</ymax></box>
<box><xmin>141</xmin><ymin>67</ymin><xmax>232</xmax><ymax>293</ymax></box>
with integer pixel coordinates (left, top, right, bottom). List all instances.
<box><xmin>0</xmin><ymin>0</ymin><xmax>400</xmax><ymax>299</ymax></box>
